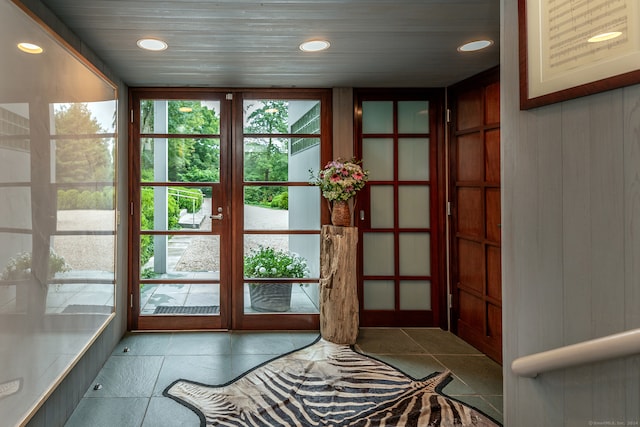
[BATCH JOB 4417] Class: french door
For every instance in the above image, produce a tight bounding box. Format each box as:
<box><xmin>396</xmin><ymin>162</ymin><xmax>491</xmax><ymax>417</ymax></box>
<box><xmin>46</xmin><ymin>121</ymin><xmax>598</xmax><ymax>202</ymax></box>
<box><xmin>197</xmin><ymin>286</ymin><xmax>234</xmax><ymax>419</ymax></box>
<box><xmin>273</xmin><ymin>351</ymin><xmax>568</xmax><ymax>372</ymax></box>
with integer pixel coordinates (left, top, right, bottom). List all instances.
<box><xmin>355</xmin><ymin>89</ymin><xmax>446</xmax><ymax>327</ymax></box>
<box><xmin>128</xmin><ymin>88</ymin><xmax>329</xmax><ymax>330</ymax></box>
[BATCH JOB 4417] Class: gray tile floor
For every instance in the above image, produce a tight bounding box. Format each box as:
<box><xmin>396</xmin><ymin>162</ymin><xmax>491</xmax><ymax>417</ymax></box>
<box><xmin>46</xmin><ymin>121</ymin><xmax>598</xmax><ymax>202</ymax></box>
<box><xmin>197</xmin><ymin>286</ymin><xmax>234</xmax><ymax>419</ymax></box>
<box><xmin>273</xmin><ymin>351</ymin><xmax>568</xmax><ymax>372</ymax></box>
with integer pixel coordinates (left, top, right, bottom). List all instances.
<box><xmin>64</xmin><ymin>328</ymin><xmax>503</xmax><ymax>426</ymax></box>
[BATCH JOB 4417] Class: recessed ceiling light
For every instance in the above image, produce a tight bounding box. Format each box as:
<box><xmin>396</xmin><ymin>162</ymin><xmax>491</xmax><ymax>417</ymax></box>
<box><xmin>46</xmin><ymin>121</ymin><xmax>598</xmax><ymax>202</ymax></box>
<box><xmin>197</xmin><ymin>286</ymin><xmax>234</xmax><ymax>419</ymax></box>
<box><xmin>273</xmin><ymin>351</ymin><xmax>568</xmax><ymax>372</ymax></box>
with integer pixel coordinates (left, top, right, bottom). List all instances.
<box><xmin>137</xmin><ymin>38</ymin><xmax>168</xmax><ymax>51</ymax></box>
<box><xmin>299</xmin><ymin>40</ymin><xmax>330</xmax><ymax>52</ymax></box>
<box><xmin>17</xmin><ymin>42</ymin><xmax>43</xmax><ymax>54</ymax></box>
<box><xmin>588</xmin><ymin>31</ymin><xmax>622</xmax><ymax>43</ymax></box>
<box><xmin>457</xmin><ymin>39</ymin><xmax>493</xmax><ymax>52</ymax></box>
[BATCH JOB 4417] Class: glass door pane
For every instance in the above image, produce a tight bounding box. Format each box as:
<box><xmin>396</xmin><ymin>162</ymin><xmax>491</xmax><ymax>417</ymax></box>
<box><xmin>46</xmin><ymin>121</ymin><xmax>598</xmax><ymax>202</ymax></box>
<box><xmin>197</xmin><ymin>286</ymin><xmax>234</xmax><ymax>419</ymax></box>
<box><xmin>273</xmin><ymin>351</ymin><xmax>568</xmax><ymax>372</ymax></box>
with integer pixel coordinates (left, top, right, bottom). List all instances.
<box><xmin>132</xmin><ymin>95</ymin><xmax>228</xmax><ymax>330</ymax></box>
<box><xmin>131</xmin><ymin>89</ymin><xmax>329</xmax><ymax>331</ymax></box>
<box><xmin>236</xmin><ymin>95</ymin><xmax>326</xmax><ymax>329</ymax></box>
<box><xmin>357</xmin><ymin>94</ymin><xmax>439</xmax><ymax>327</ymax></box>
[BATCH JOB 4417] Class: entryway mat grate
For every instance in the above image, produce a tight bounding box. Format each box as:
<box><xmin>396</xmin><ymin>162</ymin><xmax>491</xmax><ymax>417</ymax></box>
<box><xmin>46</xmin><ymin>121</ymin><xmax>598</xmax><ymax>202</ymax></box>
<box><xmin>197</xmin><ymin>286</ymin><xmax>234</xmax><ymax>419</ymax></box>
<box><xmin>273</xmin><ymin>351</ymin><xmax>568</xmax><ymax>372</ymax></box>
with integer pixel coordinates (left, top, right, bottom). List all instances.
<box><xmin>154</xmin><ymin>305</ymin><xmax>220</xmax><ymax>314</ymax></box>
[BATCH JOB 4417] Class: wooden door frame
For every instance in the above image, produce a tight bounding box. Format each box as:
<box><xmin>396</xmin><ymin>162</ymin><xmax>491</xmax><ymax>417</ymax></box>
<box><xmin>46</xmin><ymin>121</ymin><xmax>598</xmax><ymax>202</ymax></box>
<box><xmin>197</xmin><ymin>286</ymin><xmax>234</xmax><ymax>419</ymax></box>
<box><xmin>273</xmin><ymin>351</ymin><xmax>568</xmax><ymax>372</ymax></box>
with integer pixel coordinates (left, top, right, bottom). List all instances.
<box><xmin>128</xmin><ymin>87</ymin><xmax>331</xmax><ymax>331</ymax></box>
<box><xmin>230</xmin><ymin>89</ymin><xmax>330</xmax><ymax>331</ymax></box>
<box><xmin>127</xmin><ymin>88</ymin><xmax>233</xmax><ymax>330</ymax></box>
<box><xmin>353</xmin><ymin>88</ymin><xmax>448</xmax><ymax>329</ymax></box>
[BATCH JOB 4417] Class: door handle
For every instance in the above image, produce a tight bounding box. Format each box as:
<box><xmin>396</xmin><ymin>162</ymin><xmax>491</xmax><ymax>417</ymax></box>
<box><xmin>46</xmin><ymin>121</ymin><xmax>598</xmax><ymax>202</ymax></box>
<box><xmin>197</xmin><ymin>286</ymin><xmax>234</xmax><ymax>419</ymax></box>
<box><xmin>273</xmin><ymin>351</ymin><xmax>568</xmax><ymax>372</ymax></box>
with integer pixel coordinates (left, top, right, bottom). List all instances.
<box><xmin>210</xmin><ymin>207</ymin><xmax>224</xmax><ymax>220</ymax></box>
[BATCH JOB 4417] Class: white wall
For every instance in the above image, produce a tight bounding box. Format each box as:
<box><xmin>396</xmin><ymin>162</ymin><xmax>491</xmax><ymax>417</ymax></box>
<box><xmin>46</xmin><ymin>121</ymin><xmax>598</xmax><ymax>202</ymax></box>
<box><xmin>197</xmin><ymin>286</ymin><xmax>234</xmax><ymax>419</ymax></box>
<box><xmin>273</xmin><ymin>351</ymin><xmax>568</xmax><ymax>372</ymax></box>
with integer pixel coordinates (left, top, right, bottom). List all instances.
<box><xmin>502</xmin><ymin>0</ymin><xmax>640</xmax><ymax>425</ymax></box>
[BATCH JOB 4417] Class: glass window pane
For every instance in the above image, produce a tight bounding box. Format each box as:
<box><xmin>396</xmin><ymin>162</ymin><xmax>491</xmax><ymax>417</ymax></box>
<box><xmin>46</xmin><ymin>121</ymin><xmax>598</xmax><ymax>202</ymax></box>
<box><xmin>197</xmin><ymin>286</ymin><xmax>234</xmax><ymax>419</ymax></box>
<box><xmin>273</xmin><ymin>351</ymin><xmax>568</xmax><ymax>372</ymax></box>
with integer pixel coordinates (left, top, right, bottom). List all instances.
<box><xmin>140</xmin><ymin>234</ymin><xmax>220</xmax><ymax>280</ymax></box>
<box><xmin>244</xmin><ymin>186</ymin><xmax>320</xmax><ymax>230</ymax></box>
<box><xmin>363</xmin><ymin>280</ymin><xmax>395</xmax><ymax>310</ymax></box>
<box><xmin>244</xmin><ymin>137</ymin><xmax>291</xmax><ymax>181</ymax></box>
<box><xmin>57</xmin><ymin>185</ymin><xmax>115</xmax><ymax>211</ymax></box>
<box><xmin>54</xmin><ymin>137</ymin><xmax>115</xmax><ymax>183</ymax></box>
<box><xmin>140</xmin><ymin>100</ymin><xmax>221</xmax><ymax>135</ymax></box>
<box><xmin>53</xmin><ymin>102</ymin><xmax>117</xmax><ymax>135</ymax></box>
<box><xmin>1</xmin><ymin>4</ymin><xmax>118</xmax><ymax>425</ymax></box>
<box><xmin>141</xmin><ymin>283</ymin><xmax>220</xmax><ymax>316</ymax></box>
<box><xmin>363</xmin><ymin>232</ymin><xmax>394</xmax><ymax>276</ymax></box>
<box><xmin>243</xmin><ymin>100</ymin><xmax>320</xmax><ymax>135</ymax></box>
<box><xmin>244</xmin><ymin>282</ymin><xmax>319</xmax><ymax>314</ymax></box>
<box><xmin>290</xmin><ymin>101</ymin><xmax>321</xmax><ymax>134</ymax></box>
<box><xmin>244</xmin><ymin>185</ymin><xmax>287</xmax><ymax>221</ymax></box>
<box><xmin>399</xmin><ymin>232</ymin><xmax>430</xmax><ymax>276</ymax></box>
<box><xmin>398</xmin><ymin>138</ymin><xmax>429</xmax><ymax>180</ymax></box>
<box><xmin>398</xmin><ymin>101</ymin><xmax>429</xmax><ymax>133</ymax></box>
<box><xmin>370</xmin><ymin>185</ymin><xmax>394</xmax><ymax>229</ymax></box>
<box><xmin>398</xmin><ymin>186</ymin><xmax>430</xmax><ymax>228</ymax></box>
<box><xmin>2</xmin><ymin>240</ymin><xmax>113</xmax><ymax>282</ymax></box>
<box><xmin>363</xmin><ymin>138</ymin><xmax>394</xmax><ymax>181</ymax></box>
<box><xmin>289</xmin><ymin>234</ymin><xmax>320</xmax><ymax>278</ymax></box>
<box><xmin>54</xmin><ymin>198</ymin><xmax>116</xmax><ymax>279</ymax></box>
<box><xmin>244</xmin><ymin>234</ymin><xmax>319</xmax><ymax>278</ymax></box>
<box><xmin>0</xmin><ymin>283</ymin><xmax>21</xmax><ymax>313</ymax></box>
<box><xmin>140</xmin><ymin>186</ymin><xmax>213</xmax><ymax>232</ymax></box>
<box><xmin>291</xmin><ymin>137</ymin><xmax>320</xmax><ymax>156</ymax></box>
<box><xmin>244</xmin><ymin>243</ymin><xmax>310</xmax><ymax>280</ymax></box>
<box><xmin>0</xmin><ymin>188</ymin><xmax>31</xmax><ymax>228</ymax></box>
<box><xmin>141</xmin><ymin>137</ymin><xmax>220</xmax><ymax>183</ymax></box>
<box><xmin>289</xmin><ymin>186</ymin><xmax>320</xmax><ymax>230</ymax></box>
<box><xmin>3</xmin><ymin>140</ymin><xmax>31</xmax><ymax>181</ymax></box>
<box><xmin>0</xmin><ymin>103</ymin><xmax>30</xmax><ymax>182</ymax></box>
<box><xmin>0</xmin><ymin>103</ymin><xmax>30</xmax><ymax>135</ymax></box>
<box><xmin>53</xmin><ymin>234</ymin><xmax>114</xmax><ymax>276</ymax></box>
<box><xmin>291</xmin><ymin>140</ymin><xmax>320</xmax><ymax>181</ymax></box>
<box><xmin>245</xmin><ymin>137</ymin><xmax>319</xmax><ymax>183</ymax></box>
<box><xmin>0</xmin><ymin>233</ymin><xmax>31</xmax><ymax>284</ymax></box>
<box><xmin>46</xmin><ymin>282</ymin><xmax>114</xmax><ymax>314</ymax></box>
<box><xmin>362</xmin><ymin>101</ymin><xmax>393</xmax><ymax>134</ymax></box>
<box><xmin>400</xmin><ymin>280</ymin><xmax>431</xmax><ymax>310</ymax></box>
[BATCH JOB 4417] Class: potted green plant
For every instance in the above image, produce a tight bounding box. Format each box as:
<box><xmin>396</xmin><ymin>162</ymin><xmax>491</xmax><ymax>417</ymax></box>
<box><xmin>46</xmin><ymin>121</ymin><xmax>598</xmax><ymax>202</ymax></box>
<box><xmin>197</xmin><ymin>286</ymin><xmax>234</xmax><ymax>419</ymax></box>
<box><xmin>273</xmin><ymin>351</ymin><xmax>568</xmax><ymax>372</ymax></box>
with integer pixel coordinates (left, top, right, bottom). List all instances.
<box><xmin>244</xmin><ymin>246</ymin><xmax>308</xmax><ymax>312</ymax></box>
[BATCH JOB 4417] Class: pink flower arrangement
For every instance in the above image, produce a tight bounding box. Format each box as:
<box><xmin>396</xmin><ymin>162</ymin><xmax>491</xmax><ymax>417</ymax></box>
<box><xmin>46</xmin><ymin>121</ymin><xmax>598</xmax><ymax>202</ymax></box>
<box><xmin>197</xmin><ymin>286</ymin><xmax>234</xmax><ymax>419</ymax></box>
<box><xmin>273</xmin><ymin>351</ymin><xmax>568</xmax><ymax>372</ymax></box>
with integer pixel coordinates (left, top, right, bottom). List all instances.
<box><xmin>309</xmin><ymin>159</ymin><xmax>369</xmax><ymax>201</ymax></box>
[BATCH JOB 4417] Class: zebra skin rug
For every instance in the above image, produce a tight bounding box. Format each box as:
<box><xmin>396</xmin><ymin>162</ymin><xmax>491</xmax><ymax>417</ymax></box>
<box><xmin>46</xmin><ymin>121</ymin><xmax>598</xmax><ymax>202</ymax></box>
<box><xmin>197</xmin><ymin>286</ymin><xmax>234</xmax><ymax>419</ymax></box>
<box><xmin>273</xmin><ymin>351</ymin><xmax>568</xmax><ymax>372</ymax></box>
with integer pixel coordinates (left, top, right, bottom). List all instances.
<box><xmin>164</xmin><ymin>338</ymin><xmax>501</xmax><ymax>426</ymax></box>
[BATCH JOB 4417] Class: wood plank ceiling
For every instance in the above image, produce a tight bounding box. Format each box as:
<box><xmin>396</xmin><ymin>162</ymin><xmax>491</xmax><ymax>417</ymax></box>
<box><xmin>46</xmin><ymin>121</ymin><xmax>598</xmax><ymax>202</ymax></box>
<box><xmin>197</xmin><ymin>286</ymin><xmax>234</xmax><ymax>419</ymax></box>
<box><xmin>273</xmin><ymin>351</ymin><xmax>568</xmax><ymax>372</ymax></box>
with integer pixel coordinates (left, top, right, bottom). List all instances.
<box><xmin>34</xmin><ymin>0</ymin><xmax>500</xmax><ymax>87</ymax></box>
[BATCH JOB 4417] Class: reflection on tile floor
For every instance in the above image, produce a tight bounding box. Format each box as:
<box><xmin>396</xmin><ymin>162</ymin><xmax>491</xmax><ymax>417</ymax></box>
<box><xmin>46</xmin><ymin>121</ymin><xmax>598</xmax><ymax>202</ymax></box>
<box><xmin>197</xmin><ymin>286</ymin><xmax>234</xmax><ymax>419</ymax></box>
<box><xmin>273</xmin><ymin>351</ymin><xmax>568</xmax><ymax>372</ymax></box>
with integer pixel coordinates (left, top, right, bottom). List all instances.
<box><xmin>64</xmin><ymin>328</ymin><xmax>503</xmax><ymax>426</ymax></box>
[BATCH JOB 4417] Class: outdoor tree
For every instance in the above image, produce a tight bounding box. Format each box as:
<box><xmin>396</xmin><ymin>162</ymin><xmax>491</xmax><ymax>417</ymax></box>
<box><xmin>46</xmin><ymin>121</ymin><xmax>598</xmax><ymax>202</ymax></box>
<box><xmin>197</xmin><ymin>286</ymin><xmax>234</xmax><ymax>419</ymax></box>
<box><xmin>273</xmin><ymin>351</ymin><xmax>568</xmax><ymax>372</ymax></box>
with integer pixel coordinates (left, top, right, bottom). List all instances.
<box><xmin>243</xmin><ymin>100</ymin><xmax>289</xmax><ymax>206</ymax></box>
<box><xmin>54</xmin><ymin>103</ymin><xmax>112</xmax><ymax>183</ymax></box>
<box><xmin>54</xmin><ymin>103</ymin><xmax>115</xmax><ymax>210</ymax></box>
<box><xmin>140</xmin><ymin>100</ymin><xmax>221</xmax><ymax>186</ymax></box>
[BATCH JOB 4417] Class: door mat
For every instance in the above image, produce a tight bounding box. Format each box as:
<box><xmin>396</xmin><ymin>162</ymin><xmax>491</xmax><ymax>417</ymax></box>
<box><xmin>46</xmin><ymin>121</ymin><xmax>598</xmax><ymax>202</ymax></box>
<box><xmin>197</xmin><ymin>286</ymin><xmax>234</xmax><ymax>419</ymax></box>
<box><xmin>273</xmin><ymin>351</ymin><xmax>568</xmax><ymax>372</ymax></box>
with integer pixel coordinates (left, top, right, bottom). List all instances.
<box><xmin>62</xmin><ymin>305</ymin><xmax>113</xmax><ymax>314</ymax></box>
<box><xmin>154</xmin><ymin>305</ymin><xmax>219</xmax><ymax>314</ymax></box>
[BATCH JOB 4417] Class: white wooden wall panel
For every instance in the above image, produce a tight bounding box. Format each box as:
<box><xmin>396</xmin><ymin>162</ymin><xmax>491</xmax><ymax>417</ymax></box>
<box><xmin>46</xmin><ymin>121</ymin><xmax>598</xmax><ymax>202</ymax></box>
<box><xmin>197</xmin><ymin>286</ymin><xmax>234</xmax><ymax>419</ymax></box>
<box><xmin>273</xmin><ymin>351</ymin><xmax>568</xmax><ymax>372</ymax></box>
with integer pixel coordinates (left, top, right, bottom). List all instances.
<box><xmin>561</xmin><ymin>99</ymin><xmax>597</xmax><ymax>427</ymax></box>
<box><xmin>500</xmin><ymin>0</ymin><xmax>519</xmax><ymax>424</ymax></box>
<box><xmin>589</xmin><ymin>91</ymin><xmax>627</xmax><ymax>420</ymax></box>
<box><xmin>532</xmin><ymin>105</ymin><xmax>565</xmax><ymax>426</ymax></box>
<box><xmin>623</xmin><ymin>86</ymin><xmax>640</xmax><ymax>423</ymax></box>
<box><xmin>503</xmin><ymin>0</ymin><xmax>640</xmax><ymax>425</ymax></box>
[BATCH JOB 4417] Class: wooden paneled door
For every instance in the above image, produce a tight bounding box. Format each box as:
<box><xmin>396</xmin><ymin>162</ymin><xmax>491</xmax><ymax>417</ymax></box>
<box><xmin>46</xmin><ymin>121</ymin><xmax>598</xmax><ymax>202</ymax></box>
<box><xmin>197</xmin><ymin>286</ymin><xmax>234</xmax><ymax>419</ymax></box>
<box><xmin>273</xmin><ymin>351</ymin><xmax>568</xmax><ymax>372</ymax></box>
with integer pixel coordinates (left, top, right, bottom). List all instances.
<box><xmin>449</xmin><ymin>67</ymin><xmax>502</xmax><ymax>363</ymax></box>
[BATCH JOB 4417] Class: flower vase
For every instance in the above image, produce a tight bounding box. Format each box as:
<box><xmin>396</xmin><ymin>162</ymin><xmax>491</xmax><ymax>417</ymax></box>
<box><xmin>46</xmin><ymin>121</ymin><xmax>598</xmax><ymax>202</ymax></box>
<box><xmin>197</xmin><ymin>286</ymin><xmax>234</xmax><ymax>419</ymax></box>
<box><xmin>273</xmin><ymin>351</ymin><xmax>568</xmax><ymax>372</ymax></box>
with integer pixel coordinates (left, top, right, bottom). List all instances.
<box><xmin>331</xmin><ymin>200</ymin><xmax>351</xmax><ymax>226</ymax></box>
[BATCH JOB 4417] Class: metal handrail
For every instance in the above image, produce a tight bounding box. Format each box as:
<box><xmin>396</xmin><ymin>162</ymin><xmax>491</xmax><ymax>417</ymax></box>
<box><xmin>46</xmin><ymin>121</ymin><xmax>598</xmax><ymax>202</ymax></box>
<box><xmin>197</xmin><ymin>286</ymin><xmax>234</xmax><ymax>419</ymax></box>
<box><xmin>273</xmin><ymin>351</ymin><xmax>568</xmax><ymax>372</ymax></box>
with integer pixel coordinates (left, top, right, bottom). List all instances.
<box><xmin>511</xmin><ymin>328</ymin><xmax>640</xmax><ymax>378</ymax></box>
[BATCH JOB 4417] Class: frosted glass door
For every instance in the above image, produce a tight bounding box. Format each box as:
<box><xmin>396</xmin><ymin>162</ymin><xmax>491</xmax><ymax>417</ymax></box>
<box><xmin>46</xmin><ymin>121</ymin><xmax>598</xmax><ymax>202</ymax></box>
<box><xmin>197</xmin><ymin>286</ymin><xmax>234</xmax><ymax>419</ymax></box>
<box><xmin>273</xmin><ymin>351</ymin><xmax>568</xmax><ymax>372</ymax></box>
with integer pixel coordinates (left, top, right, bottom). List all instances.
<box><xmin>358</xmin><ymin>96</ymin><xmax>437</xmax><ymax>326</ymax></box>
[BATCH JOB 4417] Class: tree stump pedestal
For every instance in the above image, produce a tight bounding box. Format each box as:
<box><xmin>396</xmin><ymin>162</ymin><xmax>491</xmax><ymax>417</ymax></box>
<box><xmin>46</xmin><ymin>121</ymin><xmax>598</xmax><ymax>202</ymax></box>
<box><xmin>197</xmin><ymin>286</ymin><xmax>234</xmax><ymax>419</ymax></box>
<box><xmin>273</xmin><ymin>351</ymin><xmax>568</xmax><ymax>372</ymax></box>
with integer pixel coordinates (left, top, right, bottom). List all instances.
<box><xmin>320</xmin><ymin>225</ymin><xmax>359</xmax><ymax>345</ymax></box>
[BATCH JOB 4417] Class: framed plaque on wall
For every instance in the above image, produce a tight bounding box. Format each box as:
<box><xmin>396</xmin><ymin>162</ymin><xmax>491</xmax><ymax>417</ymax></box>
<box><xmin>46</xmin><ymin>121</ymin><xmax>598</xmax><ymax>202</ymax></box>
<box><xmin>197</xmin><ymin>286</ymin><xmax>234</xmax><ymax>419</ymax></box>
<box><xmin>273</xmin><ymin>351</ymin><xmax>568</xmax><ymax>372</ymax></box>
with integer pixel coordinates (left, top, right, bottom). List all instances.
<box><xmin>519</xmin><ymin>0</ymin><xmax>640</xmax><ymax>109</ymax></box>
